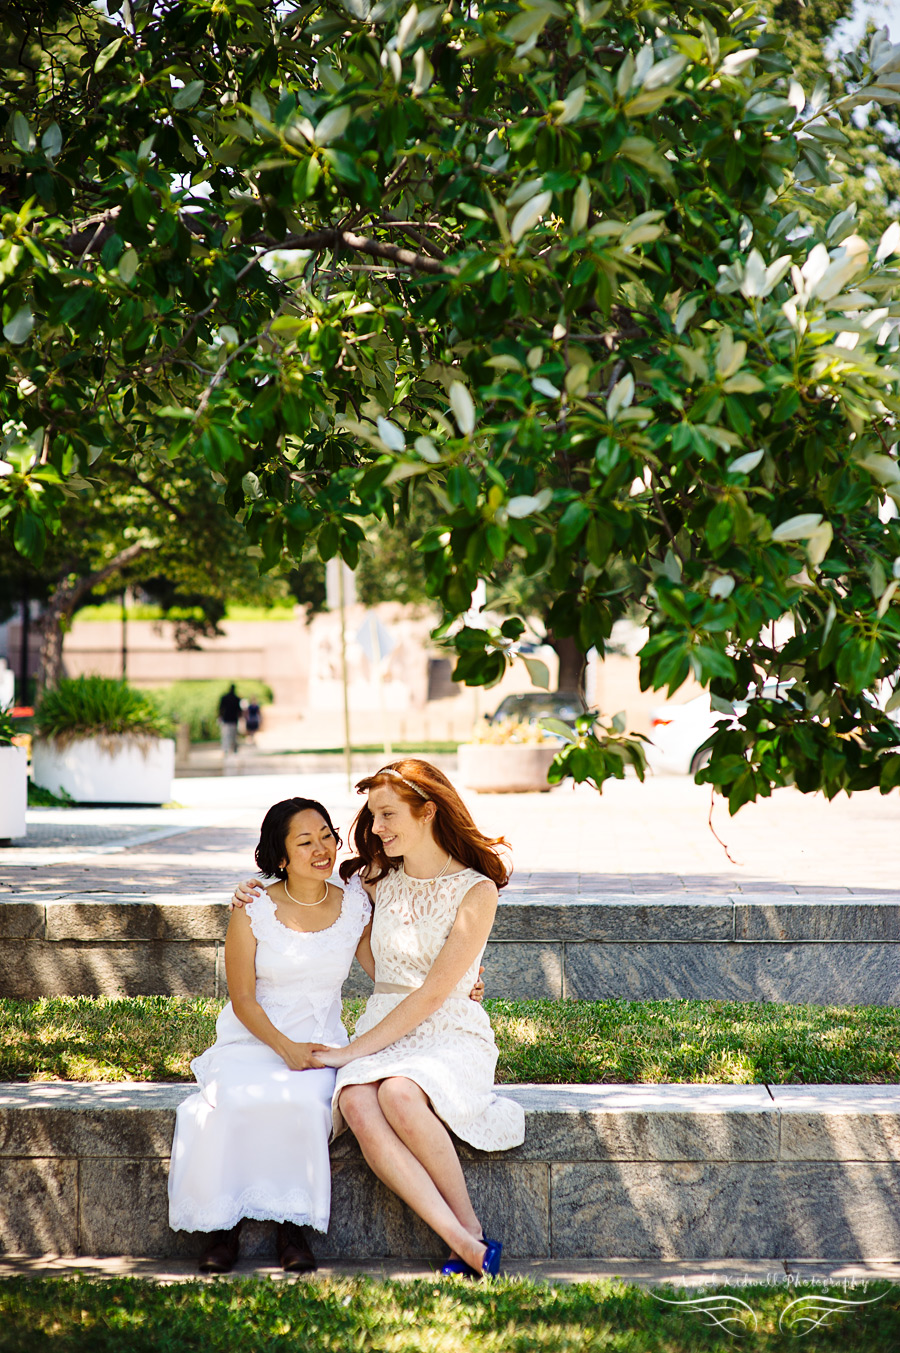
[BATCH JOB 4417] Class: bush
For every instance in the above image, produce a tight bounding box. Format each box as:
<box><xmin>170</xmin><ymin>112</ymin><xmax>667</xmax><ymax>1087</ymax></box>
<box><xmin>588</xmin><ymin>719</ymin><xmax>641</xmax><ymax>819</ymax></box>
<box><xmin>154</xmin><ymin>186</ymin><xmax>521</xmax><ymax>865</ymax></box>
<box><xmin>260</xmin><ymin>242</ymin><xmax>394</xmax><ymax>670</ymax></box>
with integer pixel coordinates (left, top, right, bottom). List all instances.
<box><xmin>147</xmin><ymin>679</ymin><xmax>273</xmax><ymax>743</ymax></box>
<box><xmin>0</xmin><ymin>705</ymin><xmax>14</xmax><ymax>747</ymax></box>
<box><xmin>34</xmin><ymin>676</ymin><xmax>172</xmax><ymax>748</ymax></box>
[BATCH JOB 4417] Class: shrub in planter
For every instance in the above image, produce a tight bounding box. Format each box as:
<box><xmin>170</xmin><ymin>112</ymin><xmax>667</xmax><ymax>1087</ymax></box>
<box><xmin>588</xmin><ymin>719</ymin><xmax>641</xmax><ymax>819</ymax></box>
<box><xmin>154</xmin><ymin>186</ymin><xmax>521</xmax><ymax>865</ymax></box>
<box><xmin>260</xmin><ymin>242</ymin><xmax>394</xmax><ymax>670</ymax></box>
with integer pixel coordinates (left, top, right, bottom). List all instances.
<box><xmin>458</xmin><ymin>718</ymin><xmax>559</xmax><ymax>793</ymax></box>
<box><xmin>32</xmin><ymin>676</ymin><xmax>176</xmax><ymax>805</ymax></box>
<box><xmin>0</xmin><ymin>705</ymin><xmax>27</xmax><ymax>842</ymax></box>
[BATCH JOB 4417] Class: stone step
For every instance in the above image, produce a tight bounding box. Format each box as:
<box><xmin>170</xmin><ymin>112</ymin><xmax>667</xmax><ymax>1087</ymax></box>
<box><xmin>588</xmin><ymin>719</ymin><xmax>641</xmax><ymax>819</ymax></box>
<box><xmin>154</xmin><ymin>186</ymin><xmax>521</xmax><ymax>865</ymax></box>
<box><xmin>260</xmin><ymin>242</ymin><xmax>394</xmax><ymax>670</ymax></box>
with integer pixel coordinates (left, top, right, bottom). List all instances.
<box><xmin>2</xmin><ymin>1083</ymin><xmax>900</xmax><ymax>1261</ymax></box>
<box><xmin>1</xmin><ymin>892</ymin><xmax>899</xmax><ymax>1003</ymax></box>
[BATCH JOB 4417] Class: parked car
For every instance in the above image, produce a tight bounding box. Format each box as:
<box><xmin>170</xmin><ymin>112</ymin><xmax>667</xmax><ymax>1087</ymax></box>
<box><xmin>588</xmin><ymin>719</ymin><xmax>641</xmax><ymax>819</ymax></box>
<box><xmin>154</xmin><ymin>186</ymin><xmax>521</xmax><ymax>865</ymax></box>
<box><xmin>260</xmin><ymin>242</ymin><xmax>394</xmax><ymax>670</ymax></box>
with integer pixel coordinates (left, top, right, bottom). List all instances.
<box><xmin>647</xmin><ymin>677</ymin><xmax>900</xmax><ymax>775</ymax></box>
<box><xmin>646</xmin><ymin>680</ymin><xmax>794</xmax><ymax>776</ymax></box>
<box><xmin>485</xmin><ymin>691</ymin><xmax>590</xmax><ymax>738</ymax></box>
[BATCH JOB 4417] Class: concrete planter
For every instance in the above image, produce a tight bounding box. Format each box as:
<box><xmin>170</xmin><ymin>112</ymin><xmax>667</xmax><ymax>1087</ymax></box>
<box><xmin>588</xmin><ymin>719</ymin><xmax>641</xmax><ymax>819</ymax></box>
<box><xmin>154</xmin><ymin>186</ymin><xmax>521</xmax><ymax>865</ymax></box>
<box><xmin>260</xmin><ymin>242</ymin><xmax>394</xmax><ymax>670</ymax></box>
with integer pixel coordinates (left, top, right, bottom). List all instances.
<box><xmin>458</xmin><ymin>742</ymin><xmax>557</xmax><ymax>793</ymax></box>
<box><xmin>0</xmin><ymin>744</ymin><xmax>27</xmax><ymax>841</ymax></box>
<box><xmin>32</xmin><ymin>735</ymin><xmax>175</xmax><ymax>805</ymax></box>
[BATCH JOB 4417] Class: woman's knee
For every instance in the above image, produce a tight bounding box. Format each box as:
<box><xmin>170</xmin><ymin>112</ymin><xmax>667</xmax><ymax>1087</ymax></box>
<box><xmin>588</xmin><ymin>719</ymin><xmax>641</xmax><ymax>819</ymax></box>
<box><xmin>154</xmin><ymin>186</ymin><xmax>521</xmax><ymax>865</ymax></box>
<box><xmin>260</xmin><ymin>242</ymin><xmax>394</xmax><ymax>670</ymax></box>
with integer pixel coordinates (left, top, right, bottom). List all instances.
<box><xmin>377</xmin><ymin>1077</ymin><xmax>428</xmax><ymax>1126</ymax></box>
<box><xmin>339</xmin><ymin>1083</ymin><xmax>380</xmax><ymax>1131</ymax></box>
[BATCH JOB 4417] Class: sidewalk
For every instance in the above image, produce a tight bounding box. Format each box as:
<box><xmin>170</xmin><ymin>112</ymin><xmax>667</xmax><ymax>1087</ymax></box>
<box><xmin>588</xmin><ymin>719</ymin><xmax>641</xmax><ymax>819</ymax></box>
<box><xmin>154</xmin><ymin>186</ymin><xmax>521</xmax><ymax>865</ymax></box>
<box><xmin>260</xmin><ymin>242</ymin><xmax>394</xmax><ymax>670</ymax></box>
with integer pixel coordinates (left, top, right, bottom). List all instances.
<box><xmin>1</xmin><ymin>769</ymin><xmax>898</xmax><ymax>899</ymax></box>
<box><xmin>2</xmin><ymin>1254</ymin><xmax>898</xmax><ymax>1289</ymax></box>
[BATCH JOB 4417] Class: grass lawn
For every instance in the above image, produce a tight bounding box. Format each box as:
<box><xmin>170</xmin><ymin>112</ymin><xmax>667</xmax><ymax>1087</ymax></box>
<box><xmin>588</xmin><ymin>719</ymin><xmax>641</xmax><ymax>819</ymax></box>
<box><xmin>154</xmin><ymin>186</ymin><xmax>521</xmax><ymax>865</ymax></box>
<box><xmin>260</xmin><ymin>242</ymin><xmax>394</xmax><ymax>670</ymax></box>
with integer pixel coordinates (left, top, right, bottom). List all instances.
<box><xmin>273</xmin><ymin>741</ymin><xmax>461</xmax><ymax>755</ymax></box>
<box><xmin>0</xmin><ymin>1276</ymin><xmax>896</xmax><ymax>1352</ymax></box>
<box><xmin>1</xmin><ymin>996</ymin><xmax>899</xmax><ymax>1084</ymax></box>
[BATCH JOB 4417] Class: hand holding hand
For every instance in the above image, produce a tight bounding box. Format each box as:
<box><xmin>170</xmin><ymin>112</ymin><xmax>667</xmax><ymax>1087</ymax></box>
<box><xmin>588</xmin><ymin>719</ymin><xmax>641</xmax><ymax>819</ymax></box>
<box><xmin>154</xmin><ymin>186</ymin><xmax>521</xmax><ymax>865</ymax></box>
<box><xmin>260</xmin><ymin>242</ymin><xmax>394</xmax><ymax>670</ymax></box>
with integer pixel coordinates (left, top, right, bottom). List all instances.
<box><xmin>309</xmin><ymin>1044</ymin><xmax>351</xmax><ymax>1069</ymax></box>
<box><xmin>278</xmin><ymin>1040</ymin><xmax>325</xmax><ymax>1071</ymax></box>
<box><xmin>231</xmin><ymin>878</ymin><xmax>264</xmax><ymax>912</ymax></box>
<box><xmin>470</xmin><ymin>964</ymin><xmax>486</xmax><ymax>1004</ymax></box>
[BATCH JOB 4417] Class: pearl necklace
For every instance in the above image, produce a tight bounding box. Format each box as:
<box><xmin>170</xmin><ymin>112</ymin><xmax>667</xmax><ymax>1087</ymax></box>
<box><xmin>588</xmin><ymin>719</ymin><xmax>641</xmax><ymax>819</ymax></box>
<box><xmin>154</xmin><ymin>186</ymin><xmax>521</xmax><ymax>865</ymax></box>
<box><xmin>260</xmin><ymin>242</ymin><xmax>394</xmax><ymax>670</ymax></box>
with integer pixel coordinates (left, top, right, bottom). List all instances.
<box><xmin>405</xmin><ymin>853</ymin><xmax>452</xmax><ymax>881</ymax></box>
<box><xmin>283</xmin><ymin>878</ymin><xmax>329</xmax><ymax>907</ymax></box>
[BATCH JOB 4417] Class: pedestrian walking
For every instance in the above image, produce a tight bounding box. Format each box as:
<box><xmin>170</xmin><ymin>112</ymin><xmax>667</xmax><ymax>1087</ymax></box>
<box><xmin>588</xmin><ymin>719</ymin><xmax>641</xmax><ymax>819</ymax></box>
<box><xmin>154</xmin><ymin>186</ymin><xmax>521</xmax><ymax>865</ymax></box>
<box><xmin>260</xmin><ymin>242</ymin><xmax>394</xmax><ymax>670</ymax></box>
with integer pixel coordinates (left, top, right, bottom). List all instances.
<box><xmin>218</xmin><ymin>684</ymin><xmax>241</xmax><ymax>758</ymax></box>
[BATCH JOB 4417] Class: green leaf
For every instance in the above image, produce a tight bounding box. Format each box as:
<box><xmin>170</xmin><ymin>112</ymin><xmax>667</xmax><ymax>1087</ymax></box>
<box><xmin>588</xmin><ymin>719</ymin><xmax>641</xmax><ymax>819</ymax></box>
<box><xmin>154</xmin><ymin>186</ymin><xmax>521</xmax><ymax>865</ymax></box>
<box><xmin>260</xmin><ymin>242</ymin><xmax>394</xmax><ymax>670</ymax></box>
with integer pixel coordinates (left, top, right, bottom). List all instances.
<box><xmin>521</xmin><ymin>656</ymin><xmax>550</xmax><ymax>690</ymax></box>
<box><xmin>3</xmin><ymin>305</ymin><xmax>34</xmax><ymax>344</ymax></box>
<box><xmin>317</xmin><ymin>522</ymin><xmax>339</xmax><ymax>561</ymax></box>
<box><xmin>94</xmin><ymin>36</ymin><xmax>125</xmax><ymax>72</ymax></box>
<box><xmin>540</xmin><ymin>717</ymin><xmax>577</xmax><ymax>744</ymax></box>
<box><xmin>12</xmin><ymin>113</ymin><xmax>35</xmax><ymax>151</ymax></box>
<box><xmin>557</xmin><ymin>501</ymin><xmax>591</xmax><ymax>549</ymax></box>
<box><xmin>173</xmin><ymin>80</ymin><xmax>205</xmax><ymax>110</ymax></box>
<box><xmin>13</xmin><ymin>510</ymin><xmax>45</xmax><ymax>561</ymax></box>
<box><xmin>705</xmin><ymin>502</ymin><xmax>734</xmax><ymax>554</ymax></box>
<box><xmin>117</xmin><ymin>248</ymin><xmax>139</xmax><ymax>285</ymax></box>
<box><xmin>293</xmin><ymin>156</ymin><xmax>321</xmax><ymax>201</ymax></box>
<box><xmin>41</xmin><ymin>122</ymin><xmax>63</xmax><ymax>160</ymax></box>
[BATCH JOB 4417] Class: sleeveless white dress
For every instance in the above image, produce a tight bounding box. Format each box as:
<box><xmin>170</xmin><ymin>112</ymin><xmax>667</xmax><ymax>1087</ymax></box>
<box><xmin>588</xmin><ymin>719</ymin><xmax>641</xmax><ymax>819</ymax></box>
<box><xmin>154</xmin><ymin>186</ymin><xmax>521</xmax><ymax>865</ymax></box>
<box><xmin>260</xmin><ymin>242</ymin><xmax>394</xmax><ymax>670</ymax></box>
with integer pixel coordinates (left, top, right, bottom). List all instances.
<box><xmin>332</xmin><ymin>866</ymin><xmax>525</xmax><ymax>1152</ymax></box>
<box><xmin>168</xmin><ymin>876</ymin><xmax>371</xmax><ymax>1234</ymax></box>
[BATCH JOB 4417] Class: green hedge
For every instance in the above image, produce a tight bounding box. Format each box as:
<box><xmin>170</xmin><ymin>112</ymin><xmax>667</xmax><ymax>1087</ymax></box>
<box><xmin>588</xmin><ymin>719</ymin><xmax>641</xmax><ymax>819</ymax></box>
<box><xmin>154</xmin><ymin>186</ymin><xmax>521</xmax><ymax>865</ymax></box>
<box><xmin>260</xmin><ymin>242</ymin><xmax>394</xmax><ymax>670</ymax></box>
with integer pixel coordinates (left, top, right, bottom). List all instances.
<box><xmin>147</xmin><ymin>679</ymin><xmax>273</xmax><ymax>743</ymax></box>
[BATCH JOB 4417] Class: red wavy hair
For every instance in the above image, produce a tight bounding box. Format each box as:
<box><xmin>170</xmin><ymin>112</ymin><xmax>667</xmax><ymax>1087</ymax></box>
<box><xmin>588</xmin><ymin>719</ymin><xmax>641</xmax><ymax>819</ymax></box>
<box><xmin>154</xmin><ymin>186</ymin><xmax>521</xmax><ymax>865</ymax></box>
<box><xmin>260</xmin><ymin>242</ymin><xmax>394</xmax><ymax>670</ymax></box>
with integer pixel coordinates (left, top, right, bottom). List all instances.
<box><xmin>339</xmin><ymin>758</ymin><xmax>511</xmax><ymax>888</ymax></box>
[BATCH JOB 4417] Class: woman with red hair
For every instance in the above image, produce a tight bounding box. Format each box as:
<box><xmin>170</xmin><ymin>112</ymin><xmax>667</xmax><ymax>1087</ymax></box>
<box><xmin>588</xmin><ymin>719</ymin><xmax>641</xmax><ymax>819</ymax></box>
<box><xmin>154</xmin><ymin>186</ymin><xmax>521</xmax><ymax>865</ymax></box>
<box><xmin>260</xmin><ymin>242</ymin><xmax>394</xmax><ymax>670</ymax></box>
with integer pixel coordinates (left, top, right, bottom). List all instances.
<box><xmin>312</xmin><ymin>758</ymin><xmax>525</xmax><ymax>1279</ymax></box>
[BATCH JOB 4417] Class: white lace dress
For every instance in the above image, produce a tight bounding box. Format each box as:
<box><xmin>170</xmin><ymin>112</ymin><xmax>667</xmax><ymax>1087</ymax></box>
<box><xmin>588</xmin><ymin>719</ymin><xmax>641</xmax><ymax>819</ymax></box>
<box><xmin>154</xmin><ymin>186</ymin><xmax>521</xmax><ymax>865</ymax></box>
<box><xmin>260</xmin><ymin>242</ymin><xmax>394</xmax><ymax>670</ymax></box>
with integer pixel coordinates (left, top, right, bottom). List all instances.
<box><xmin>168</xmin><ymin>876</ymin><xmax>371</xmax><ymax>1234</ymax></box>
<box><xmin>332</xmin><ymin>867</ymin><xmax>525</xmax><ymax>1152</ymax></box>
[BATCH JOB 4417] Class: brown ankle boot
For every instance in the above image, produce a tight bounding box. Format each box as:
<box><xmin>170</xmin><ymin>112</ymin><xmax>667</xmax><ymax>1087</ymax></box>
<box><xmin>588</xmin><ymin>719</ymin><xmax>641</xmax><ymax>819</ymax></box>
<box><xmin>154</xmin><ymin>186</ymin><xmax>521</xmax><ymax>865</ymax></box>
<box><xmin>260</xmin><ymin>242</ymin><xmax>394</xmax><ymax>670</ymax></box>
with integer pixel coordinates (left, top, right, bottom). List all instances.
<box><xmin>198</xmin><ymin>1221</ymin><xmax>242</xmax><ymax>1273</ymax></box>
<box><xmin>276</xmin><ymin>1221</ymin><xmax>317</xmax><ymax>1272</ymax></box>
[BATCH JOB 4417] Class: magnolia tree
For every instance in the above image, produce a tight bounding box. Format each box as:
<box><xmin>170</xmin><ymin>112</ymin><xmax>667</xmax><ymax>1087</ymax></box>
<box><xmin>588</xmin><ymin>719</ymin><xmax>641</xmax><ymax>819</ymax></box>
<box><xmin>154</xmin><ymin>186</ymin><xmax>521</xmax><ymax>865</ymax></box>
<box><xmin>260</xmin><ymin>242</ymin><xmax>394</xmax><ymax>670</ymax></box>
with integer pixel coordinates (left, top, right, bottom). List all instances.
<box><xmin>3</xmin><ymin>0</ymin><xmax>900</xmax><ymax>807</ymax></box>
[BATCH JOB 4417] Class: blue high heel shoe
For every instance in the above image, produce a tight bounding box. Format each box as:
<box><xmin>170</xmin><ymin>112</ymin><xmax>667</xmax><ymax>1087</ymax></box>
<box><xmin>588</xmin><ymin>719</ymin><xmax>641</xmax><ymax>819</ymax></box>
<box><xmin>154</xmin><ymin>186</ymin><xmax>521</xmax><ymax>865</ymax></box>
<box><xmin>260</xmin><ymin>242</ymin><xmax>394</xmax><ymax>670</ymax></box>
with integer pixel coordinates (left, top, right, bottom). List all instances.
<box><xmin>440</xmin><ymin>1236</ymin><xmax>503</xmax><ymax>1280</ymax></box>
<box><xmin>480</xmin><ymin>1238</ymin><xmax>503</xmax><ymax>1278</ymax></box>
<box><xmin>440</xmin><ymin>1235</ymin><xmax>486</xmax><ymax>1277</ymax></box>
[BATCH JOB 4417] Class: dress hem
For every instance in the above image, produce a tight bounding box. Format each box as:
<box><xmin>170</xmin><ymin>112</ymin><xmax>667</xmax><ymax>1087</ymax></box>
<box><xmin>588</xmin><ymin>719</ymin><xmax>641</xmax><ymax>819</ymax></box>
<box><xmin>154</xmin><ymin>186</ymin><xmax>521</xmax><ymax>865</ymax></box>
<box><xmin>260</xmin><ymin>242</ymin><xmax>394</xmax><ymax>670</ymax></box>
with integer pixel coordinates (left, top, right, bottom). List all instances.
<box><xmin>169</xmin><ymin>1206</ymin><xmax>330</xmax><ymax>1235</ymax></box>
<box><xmin>333</xmin><ymin>1067</ymin><xmax>525</xmax><ymax>1153</ymax></box>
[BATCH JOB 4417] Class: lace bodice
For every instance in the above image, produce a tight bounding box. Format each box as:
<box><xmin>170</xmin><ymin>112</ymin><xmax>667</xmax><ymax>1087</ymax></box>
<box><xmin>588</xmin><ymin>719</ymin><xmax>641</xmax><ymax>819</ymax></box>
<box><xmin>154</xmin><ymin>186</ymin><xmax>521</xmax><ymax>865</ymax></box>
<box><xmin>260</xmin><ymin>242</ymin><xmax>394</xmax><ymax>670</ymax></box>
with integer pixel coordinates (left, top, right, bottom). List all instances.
<box><xmin>370</xmin><ymin>865</ymin><xmax>486</xmax><ymax>997</ymax></box>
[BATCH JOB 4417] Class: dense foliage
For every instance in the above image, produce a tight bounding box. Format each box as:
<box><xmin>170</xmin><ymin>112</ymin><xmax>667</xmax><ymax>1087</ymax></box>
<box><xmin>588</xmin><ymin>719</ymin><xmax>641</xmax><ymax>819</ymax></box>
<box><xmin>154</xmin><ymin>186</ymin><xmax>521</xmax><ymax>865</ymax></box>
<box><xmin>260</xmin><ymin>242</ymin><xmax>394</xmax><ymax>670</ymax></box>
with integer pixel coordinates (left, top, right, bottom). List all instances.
<box><xmin>3</xmin><ymin>0</ymin><xmax>900</xmax><ymax>805</ymax></box>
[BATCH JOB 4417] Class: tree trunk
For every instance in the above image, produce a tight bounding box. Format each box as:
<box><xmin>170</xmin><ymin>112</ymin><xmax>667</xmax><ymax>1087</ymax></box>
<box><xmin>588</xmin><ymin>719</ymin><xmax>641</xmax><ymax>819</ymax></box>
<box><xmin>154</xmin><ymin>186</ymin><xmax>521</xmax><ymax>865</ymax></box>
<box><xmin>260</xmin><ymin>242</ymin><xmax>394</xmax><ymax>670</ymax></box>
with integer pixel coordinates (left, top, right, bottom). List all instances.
<box><xmin>34</xmin><ymin>543</ymin><xmax>149</xmax><ymax>694</ymax></box>
<box><xmin>550</xmin><ymin>634</ymin><xmax>586</xmax><ymax>696</ymax></box>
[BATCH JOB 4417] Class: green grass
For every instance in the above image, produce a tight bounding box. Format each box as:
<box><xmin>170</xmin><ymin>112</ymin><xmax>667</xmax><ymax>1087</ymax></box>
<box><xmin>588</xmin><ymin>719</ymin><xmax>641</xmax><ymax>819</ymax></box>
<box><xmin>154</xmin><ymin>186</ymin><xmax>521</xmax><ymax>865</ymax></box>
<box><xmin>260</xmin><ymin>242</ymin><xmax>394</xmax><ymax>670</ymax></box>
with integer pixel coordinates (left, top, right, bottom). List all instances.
<box><xmin>0</xmin><ymin>1276</ymin><xmax>896</xmax><ymax>1352</ymax></box>
<box><xmin>2</xmin><ymin>996</ymin><xmax>899</xmax><ymax>1084</ymax></box>
<box><xmin>76</xmin><ymin>602</ymin><xmax>297</xmax><ymax>622</ymax></box>
<box><xmin>275</xmin><ymin>742</ymin><xmax>460</xmax><ymax>756</ymax></box>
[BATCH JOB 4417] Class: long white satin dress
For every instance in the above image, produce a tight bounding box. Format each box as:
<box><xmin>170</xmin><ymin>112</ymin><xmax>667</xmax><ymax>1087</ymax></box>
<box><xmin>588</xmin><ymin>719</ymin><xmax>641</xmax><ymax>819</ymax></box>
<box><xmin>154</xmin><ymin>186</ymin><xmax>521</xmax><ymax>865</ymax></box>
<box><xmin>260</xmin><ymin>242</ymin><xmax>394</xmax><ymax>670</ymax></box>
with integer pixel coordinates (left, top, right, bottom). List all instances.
<box><xmin>168</xmin><ymin>876</ymin><xmax>371</xmax><ymax>1234</ymax></box>
<box><xmin>332</xmin><ymin>866</ymin><xmax>525</xmax><ymax>1151</ymax></box>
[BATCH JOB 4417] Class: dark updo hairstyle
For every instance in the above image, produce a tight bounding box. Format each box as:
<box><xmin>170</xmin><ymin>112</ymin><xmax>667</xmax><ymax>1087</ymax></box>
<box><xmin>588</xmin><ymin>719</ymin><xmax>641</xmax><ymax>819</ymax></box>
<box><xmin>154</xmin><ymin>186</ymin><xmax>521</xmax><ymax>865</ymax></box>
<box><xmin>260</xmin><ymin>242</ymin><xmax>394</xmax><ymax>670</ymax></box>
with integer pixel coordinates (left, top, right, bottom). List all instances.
<box><xmin>255</xmin><ymin>798</ymin><xmax>342</xmax><ymax>881</ymax></box>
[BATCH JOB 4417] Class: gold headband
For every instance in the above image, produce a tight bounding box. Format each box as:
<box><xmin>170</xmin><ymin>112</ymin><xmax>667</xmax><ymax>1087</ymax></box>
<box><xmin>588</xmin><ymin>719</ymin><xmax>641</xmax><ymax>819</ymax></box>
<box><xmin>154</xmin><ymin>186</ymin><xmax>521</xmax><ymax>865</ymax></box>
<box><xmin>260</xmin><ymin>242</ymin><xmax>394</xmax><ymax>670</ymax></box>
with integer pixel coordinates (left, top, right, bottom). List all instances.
<box><xmin>377</xmin><ymin>768</ymin><xmax>431</xmax><ymax>800</ymax></box>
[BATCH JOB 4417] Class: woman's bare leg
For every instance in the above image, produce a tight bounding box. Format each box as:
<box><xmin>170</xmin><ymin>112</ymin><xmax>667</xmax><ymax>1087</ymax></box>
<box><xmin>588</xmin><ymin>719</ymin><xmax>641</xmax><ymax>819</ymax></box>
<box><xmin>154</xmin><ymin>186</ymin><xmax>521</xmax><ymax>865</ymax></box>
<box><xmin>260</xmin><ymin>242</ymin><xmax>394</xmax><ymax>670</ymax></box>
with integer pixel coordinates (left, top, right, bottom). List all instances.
<box><xmin>376</xmin><ymin>1077</ymin><xmax>482</xmax><ymax>1243</ymax></box>
<box><xmin>339</xmin><ymin>1084</ymin><xmax>488</xmax><ymax>1272</ymax></box>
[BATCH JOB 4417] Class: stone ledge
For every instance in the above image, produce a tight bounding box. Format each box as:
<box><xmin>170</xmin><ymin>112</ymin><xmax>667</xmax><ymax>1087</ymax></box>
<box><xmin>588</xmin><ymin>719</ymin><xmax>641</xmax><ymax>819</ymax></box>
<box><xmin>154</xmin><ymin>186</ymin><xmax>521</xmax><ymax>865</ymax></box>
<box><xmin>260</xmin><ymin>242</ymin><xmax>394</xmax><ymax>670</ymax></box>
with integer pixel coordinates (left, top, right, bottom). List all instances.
<box><xmin>3</xmin><ymin>893</ymin><xmax>899</xmax><ymax>943</ymax></box>
<box><xmin>2</xmin><ymin>894</ymin><xmax>899</xmax><ymax>1003</ymax></box>
<box><xmin>1</xmin><ymin>1083</ymin><xmax>899</xmax><ymax>1260</ymax></box>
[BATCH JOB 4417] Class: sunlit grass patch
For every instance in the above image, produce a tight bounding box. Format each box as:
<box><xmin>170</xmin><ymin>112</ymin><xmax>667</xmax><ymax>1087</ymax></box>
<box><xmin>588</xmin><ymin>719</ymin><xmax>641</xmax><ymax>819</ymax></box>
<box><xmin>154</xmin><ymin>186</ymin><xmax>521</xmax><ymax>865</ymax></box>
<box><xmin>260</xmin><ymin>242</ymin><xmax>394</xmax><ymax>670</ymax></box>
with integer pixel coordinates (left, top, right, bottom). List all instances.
<box><xmin>0</xmin><ymin>1277</ymin><xmax>896</xmax><ymax>1353</ymax></box>
<box><xmin>1</xmin><ymin>996</ymin><xmax>898</xmax><ymax>1084</ymax></box>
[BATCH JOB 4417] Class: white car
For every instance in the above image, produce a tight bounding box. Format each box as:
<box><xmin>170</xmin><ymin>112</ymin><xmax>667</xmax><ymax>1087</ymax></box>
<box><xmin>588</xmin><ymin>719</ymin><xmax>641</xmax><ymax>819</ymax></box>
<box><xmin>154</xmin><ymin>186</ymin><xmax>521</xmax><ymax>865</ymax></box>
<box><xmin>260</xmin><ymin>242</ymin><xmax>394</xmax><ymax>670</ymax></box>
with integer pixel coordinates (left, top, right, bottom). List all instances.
<box><xmin>646</xmin><ymin>680</ymin><xmax>795</xmax><ymax>776</ymax></box>
<box><xmin>646</xmin><ymin>678</ymin><xmax>899</xmax><ymax>776</ymax></box>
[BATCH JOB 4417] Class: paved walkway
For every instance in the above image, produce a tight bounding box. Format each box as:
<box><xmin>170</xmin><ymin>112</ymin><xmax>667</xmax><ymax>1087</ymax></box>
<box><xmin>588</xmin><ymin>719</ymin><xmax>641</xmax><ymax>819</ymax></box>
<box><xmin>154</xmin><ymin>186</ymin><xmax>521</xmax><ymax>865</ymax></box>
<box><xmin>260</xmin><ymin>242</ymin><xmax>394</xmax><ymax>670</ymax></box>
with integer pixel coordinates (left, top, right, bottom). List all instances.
<box><xmin>1</xmin><ymin>1255</ymin><xmax>898</xmax><ymax>1289</ymax></box>
<box><xmin>2</xmin><ymin>769</ymin><xmax>897</xmax><ymax>898</ymax></box>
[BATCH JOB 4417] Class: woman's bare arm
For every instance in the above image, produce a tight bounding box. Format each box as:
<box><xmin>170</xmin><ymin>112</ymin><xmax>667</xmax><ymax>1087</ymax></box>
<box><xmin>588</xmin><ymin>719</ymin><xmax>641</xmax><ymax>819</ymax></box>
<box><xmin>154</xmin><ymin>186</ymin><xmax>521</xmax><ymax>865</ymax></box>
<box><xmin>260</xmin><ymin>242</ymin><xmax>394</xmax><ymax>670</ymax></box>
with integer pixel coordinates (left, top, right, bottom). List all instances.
<box><xmin>354</xmin><ymin>922</ymin><xmax>375</xmax><ymax>980</ymax></box>
<box><xmin>225</xmin><ymin>908</ymin><xmax>321</xmax><ymax>1071</ymax></box>
<box><xmin>313</xmin><ymin>879</ymin><xmax>497</xmax><ymax>1067</ymax></box>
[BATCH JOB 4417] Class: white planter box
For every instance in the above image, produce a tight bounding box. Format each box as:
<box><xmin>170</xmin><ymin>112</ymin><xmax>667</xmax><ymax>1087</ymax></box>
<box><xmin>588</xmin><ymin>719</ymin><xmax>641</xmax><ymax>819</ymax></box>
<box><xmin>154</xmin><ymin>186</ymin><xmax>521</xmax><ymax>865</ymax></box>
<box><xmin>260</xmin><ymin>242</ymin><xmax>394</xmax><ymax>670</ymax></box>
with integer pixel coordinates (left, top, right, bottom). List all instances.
<box><xmin>0</xmin><ymin>744</ymin><xmax>27</xmax><ymax>840</ymax></box>
<box><xmin>457</xmin><ymin>742</ymin><xmax>558</xmax><ymax>793</ymax></box>
<box><xmin>32</xmin><ymin>736</ymin><xmax>175</xmax><ymax>805</ymax></box>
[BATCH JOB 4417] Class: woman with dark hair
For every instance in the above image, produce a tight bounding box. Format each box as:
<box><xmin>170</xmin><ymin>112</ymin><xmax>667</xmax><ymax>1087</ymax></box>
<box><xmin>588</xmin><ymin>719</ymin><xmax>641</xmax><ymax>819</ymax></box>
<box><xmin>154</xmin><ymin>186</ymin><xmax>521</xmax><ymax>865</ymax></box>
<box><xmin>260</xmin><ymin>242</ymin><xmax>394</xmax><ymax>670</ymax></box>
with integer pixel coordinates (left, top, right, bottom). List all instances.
<box><xmin>320</xmin><ymin>759</ymin><xmax>525</xmax><ymax>1278</ymax></box>
<box><xmin>168</xmin><ymin>796</ymin><xmax>373</xmax><ymax>1274</ymax></box>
